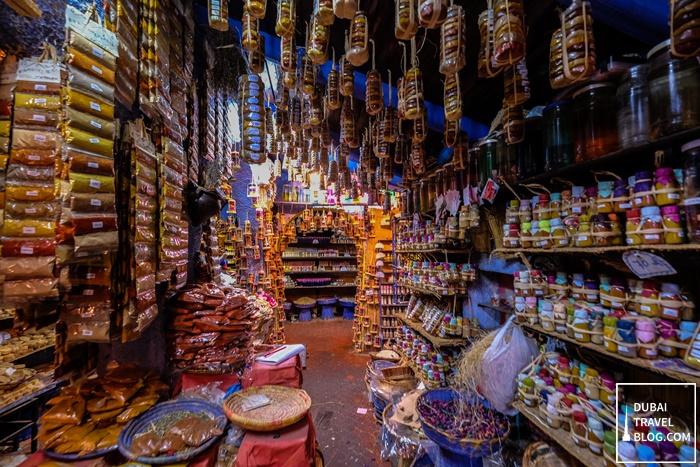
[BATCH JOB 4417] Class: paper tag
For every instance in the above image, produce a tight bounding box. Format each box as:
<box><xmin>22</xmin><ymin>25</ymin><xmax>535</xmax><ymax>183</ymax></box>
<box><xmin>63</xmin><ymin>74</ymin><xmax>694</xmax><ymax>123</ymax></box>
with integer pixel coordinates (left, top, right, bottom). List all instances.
<box><xmin>28</xmin><ymin>154</ymin><xmax>40</xmax><ymax>161</ymax></box>
<box><xmin>663</xmin><ymin>307</ymin><xmax>679</xmax><ymax>318</ymax></box>
<box><xmin>578</xmin><ymin>235</ymin><xmax>589</xmax><ymax>241</ymax></box>
<box><xmin>481</xmin><ymin>178</ymin><xmax>499</xmax><ymax>204</ymax></box>
<box><xmin>90</xmin><ymin>101</ymin><xmax>101</xmax><ymax>111</ymax></box>
<box><xmin>623</xmin><ymin>250</ymin><xmax>677</xmax><ymax>279</ymax></box>
<box><xmin>26</xmin><ymin>190</ymin><xmax>38</xmax><ymax>197</ymax></box>
<box><xmin>659</xmin><ymin>345</ymin><xmax>672</xmax><ymax>353</ymax></box>
<box><xmin>620</xmin><ymin>203</ymin><xmax>632</xmax><ymax>209</ymax></box>
<box><xmin>691</xmin><ymin>349</ymin><xmax>700</xmax><ymax>359</ymax></box>
<box><xmin>572</xmin><ymin>206</ymin><xmax>582</xmax><ymax>213</ymax></box>
<box><xmin>35</xmin><ymin>97</ymin><xmax>46</xmax><ymax>104</ymax></box>
<box><xmin>32</xmin><ymin>114</ymin><xmax>46</xmax><ymax>122</ymax></box>
<box><xmin>90</xmin><ymin>120</ymin><xmax>102</xmax><ymax>129</ymax></box>
<box><xmin>619</xmin><ymin>345</ymin><xmax>629</xmax><ymax>353</ymax></box>
<box><xmin>685</xmin><ymin>197</ymin><xmax>700</xmax><ymax>206</ymax></box>
<box><xmin>612</xmin><ymin>301</ymin><xmax>623</xmax><ymax>307</ymax></box>
<box><xmin>575</xmin><ymin>333</ymin><xmax>584</xmax><ymax>339</ymax></box>
<box><xmin>669</xmin><ymin>193</ymin><xmax>680</xmax><ymax>200</ymax></box>
<box><xmin>23</xmin><ymin>226</ymin><xmax>36</xmax><ymax>234</ymax></box>
<box><xmin>83</xmin><ymin>289</ymin><xmax>94</xmax><ymax>296</ymax></box>
<box><xmin>86</xmin><ymin>273</ymin><xmax>96</xmax><ymax>279</ymax></box>
<box><xmin>590</xmin><ymin>445</ymin><xmax>601</xmax><ymax>454</ymax></box>
<box><xmin>90</xmin><ymin>198</ymin><xmax>101</xmax><ymax>206</ymax></box>
<box><xmin>20</xmin><ymin>246</ymin><xmax>33</xmax><ymax>255</ymax></box>
<box><xmin>17</xmin><ymin>58</ymin><xmax>61</xmax><ymax>84</ymax></box>
<box><xmin>89</xmin><ymin>137</ymin><xmax>100</xmax><ymax>143</ymax></box>
<box><xmin>641</xmin><ymin>305</ymin><xmax>651</xmax><ymax>312</ymax></box>
<box><xmin>82</xmin><ymin>329</ymin><xmax>93</xmax><ymax>336</ymax></box>
<box><xmin>87</xmin><ymin>161</ymin><xmax>99</xmax><ymax>169</ymax></box>
<box><xmin>92</xmin><ymin>221</ymin><xmax>104</xmax><ymax>229</ymax></box>
<box><xmin>35</xmin><ymin>84</ymin><xmax>47</xmax><ymax>91</ymax></box>
<box><xmin>89</xmin><ymin>179</ymin><xmax>101</xmax><ymax>189</ymax></box>
<box><xmin>92</xmin><ymin>46</ymin><xmax>104</xmax><ymax>58</ymax></box>
<box><xmin>91</xmin><ymin>64</ymin><xmax>103</xmax><ymax>75</ymax></box>
<box><xmin>90</xmin><ymin>82</ymin><xmax>103</xmax><ymax>93</ymax></box>
<box><xmin>24</xmin><ymin>207</ymin><xmax>37</xmax><ymax>214</ymax></box>
<box><xmin>644</xmin><ymin>234</ymin><xmax>660</xmax><ymax>240</ymax></box>
<box><xmin>27</xmin><ymin>170</ymin><xmax>40</xmax><ymax>177</ymax></box>
<box><xmin>33</xmin><ymin>134</ymin><xmax>46</xmax><ymax>142</ymax></box>
<box><xmin>65</xmin><ymin>6</ymin><xmax>118</xmax><ymax>54</ymax></box>
<box><xmin>5</xmin><ymin>367</ymin><xmax>16</xmax><ymax>377</ymax></box>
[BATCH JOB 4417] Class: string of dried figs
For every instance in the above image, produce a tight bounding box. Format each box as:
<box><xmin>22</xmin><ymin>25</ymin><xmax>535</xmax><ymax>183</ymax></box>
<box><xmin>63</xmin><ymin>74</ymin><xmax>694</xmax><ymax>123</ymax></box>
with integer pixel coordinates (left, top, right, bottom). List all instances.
<box><xmin>478</xmin><ymin>9</ymin><xmax>503</xmax><ymax>78</ymax></box>
<box><xmin>280</xmin><ymin>34</ymin><xmax>297</xmax><ymax>73</ymax></box>
<box><xmin>404</xmin><ymin>65</ymin><xmax>424</xmax><ymax>120</ymax></box>
<box><xmin>347</xmin><ymin>9</ymin><xmax>369</xmax><ymax>66</ymax></box>
<box><xmin>671</xmin><ymin>0</ymin><xmax>700</xmax><ymax>57</ymax></box>
<box><xmin>493</xmin><ymin>0</ymin><xmax>526</xmax><ymax>66</ymax></box>
<box><xmin>239</xmin><ymin>74</ymin><xmax>265</xmax><ymax>163</ymax></box>
<box><xmin>395</xmin><ymin>0</ymin><xmax>418</xmax><ymax>41</ymax></box>
<box><xmin>558</xmin><ymin>0</ymin><xmax>596</xmax><ymax>85</ymax></box>
<box><xmin>340</xmin><ymin>55</ymin><xmax>354</xmax><ymax>96</ymax></box>
<box><xmin>246</xmin><ymin>0</ymin><xmax>267</xmax><ymax>19</ymax></box>
<box><xmin>503</xmin><ymin>57</ymin><xmax>530</xmax><ymax>106</ymax></box>
<box><xmin>394</xmin><ymin>129</ymin><xmax>407</xmax><ymax>165</ymax></box>
<box><xmin>365</xmin><ymin>69</ymin><xmax>383</xmax><ymax>116</ymax></box>
<box><xmin>248</xmin><ymin>34</ymin><xmax>265</xmax><ymax>74</ymax></box>
<box><xmin>411</xmin><ymin>140</ymin><xmax>425</xmax><ymax>175</ymax></box>
<box><xmin>290</xmin><ymin>92</ymin><xmax>302</xmax><ymax>131</ymax></box>
<box><xmin>327</xmin><ymin>60</ymin><xmax>341</xmax><ymax>110</ymax></box>
<box><xmin>333</xmin><ymin>0</ymin><xmax>357</xmax><ymax>20</ymax></box>
<box><xmin>503</xmin><ymin>104</ymin><xmax>524</xmax><ymax>144</ymax></box>
<box><xmin>340</xmin><ymin>97</ymin><xmax>358</xmax><ymax>148</ymax></box>
<box><xmin>241</xmin><ymin>11</ymin><xmax>259</xmax><ymax>52</ymax></box>
<box><xmin>418</xmin><ymin>0</ymin><xmax>447</xmax><ymax>29</ymax></box>
<box><xmin>412</xmin><ymin>105</ymin><xmax>427</xmax><ymax>143</ymax></box>
<box><xmin>315</xmin><ymin>0</ymin><xmax>335</xmax><ymax>25</ymax></box>
<box><xmin>443</xmin><ymin>73</ymin><xmax>462</xmax><ymax>121</ymax></box>
<box><xmin>444</xmin><ymin>118</ymin><xmax>459</xmax><ymax>148</ymax></box>
<box><xmin>300</xmin><ymin>53</ymin><xmax>316</xmax><ymax>96</ymax></box>
<box><xmin>308</xmin><ymin>13</ymin><xmax>330</xmax><ymax>66</ymax></box>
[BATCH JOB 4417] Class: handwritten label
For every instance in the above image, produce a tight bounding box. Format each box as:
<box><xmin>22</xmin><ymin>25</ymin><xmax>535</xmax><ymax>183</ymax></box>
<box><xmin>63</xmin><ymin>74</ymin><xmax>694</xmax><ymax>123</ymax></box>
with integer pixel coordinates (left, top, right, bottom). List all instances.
<box><xmin>83</xmin><ymin>289</ymin><xmax>94</xmax><ymax>296</ymax></box>
<box><xmin>34</xmin><ymin>84</ymin><xmax>47</xmax><ymax>91</ymax></box>
<box><xmin>618</xmin><ymin>345</ymin><xmax>629</xmax><ymax>353</ymax></box>
<box><xmin>28</xmin><ymin>154</ymin><xmax>40</xmax><ymax>161</ymax></box>
<box><xmin>90</xmin><ymin>82</ymin><xmax>103</xmax><ymax>93</ymax></box>
<box><xmin>32</xmin><ymin>114</ymin><xmax>46</xmax><ymax>122</ymax></box>
<box><xmin>92</xmin><ymin>221</ymin><xmax>103</xmax><ymax>229</ymax></box>
<box><xmin>663</xmin><ymin>308</ymin><xmax>679</xmax><ymax>318</ymax></box>
<box><xmin>90</xmin><ymin>120</ymin><xmax>102</xmax><ymax>129</ymax></box>
<box><xmin>26</xmin><ymin>190</ymin><xmax>38</xmax><ymax>197</ymax></box>
<box><xmin>89</xmin><ymin>179</ymin><xmax>101</xmax><ymax>189</ymax></box>
<box><xmin>17</xmin><ymin>58</ymin><xmax>61</xmax><ymax>84</ymax></box>
<box><xmin>23</xmin><ymin>226</ymin><xmax>35</xmax><ymax>234</ymax></box>
<box><xmin>82</xmin><ymin>329</ymin><xmax>93</xmax><ymax>336</ymax></box>
<box><xmin>574</xmin><ymin>333</ymin><xmax>584</xmax><ymax>339</ymax></box>
<box><xmin>87</xmin><ymin>161</ymin><xmax>99</xmax><ymax>169</ymax></box>
<box><xmin>90</xmin><ymin>198</ymin><xmax>101</xmax><ymax>206</ymax></box>
<box><xmin>20</xmin><ymin>247</ymin><xmax>33</xmax><ymax>255</ymax></box>
<box><xmin>24</xmin><ymin>207</ymin><xmax>36</xmax><ymax>214</ymax></box>
<box><xmin>623</xmin><ymin>250</ymin><xmax>677</xmax><ymax>279</ymax></box>
<box><xmin>86</xmin><ymin>273</ymin><xmax>96</xmax><ymax>279</ymax></box>
<box><xmin>66</xmin><ymin>6</ymin><xmax>118</xmax><ymax>54</ymax></box>
<box><xmin>89</xmin><ymin>137</ymin><xmax>99</xmax><ymax>143</ymax></box>
<box><xmin>92</xmin><ymin>46</ymin><xmax>104</xmax><ymax>58</ymax></box>
<box><xmin>90</xmin><ymin>101</ymin><xmax>101</xmax><ymax>111</ymax></box>
<box><xmin>27</xmin><ymin>170</ymin><xmax>39</xmax><ymax>177</ymax></box>
<box><xmin>91</xmin><ymin>64</ymin><xmax>103</xmax><ymax>75</ymax></box>
<box><xmin>481</xmin><ymin>178</ymin><xmax>499</xmax><ymax>204</ymax></box>
<box><xmin>33</xmin><ymin>134</ymin><xmax>46</xmax><ymax>142</ymax></box>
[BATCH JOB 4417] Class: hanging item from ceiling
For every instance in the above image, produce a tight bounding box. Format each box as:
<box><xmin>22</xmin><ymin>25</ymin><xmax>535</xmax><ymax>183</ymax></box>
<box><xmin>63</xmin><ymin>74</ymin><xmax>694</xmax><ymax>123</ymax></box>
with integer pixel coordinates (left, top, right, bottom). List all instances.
<box><xmin>374</xmin><ymin>117</ymin><xmax>390</xmax><ymax>159</ymax></box>
<box><xmin>492</xmin><ymin>0</ymin><xmax>526</xmax><ymax>67</ymax></box>
<box><xmin>347</xmin><ymin>5</ymin><xmax>369</xmax><ymax>66</ymax></box>
<box><xmin>300</xmin><ymin>52</ymin><xmax>316</xmax><ymax>96</ymax></box>
<box><xmin>411</xmin><ymin>140</ymin><xmax>425</xmax><ymax>175</ymax></box>
<box><xmin>503</xmin><ymin>104</ymin><xmax>524</xmax><ymax>144</ymax></box>
<box><xmin>445</xmin><ymin>117</ymin><xmax>459</xmax><ymax>148</ymax></box>
<box><xmin>340</xmin><ymin>34</ymin><xmax>355</xmax><ymax>96</ymax></box>
<box><xmin>381</xmin><ymin>70</ymin><xmax>398</xmax><ymax>143</ymax></box>
<box><xmin>478</xmin><ymin>9</ymin><xmax>503</xmax><ymax>78</ymax></box>
<box><xmin>280</xmin><ymin>34</ymin><xmax>296</xmax><ymax>74</ymax></box>
<box><xmin>412</xmin><ymin>105</ymin><xmax>427</xmax><ymax>142</ymax></box>
<box><xmin>404</xmin><ymin>38</ymin><xmax>424</xmax><ymax>120</ymax></box>
<box><xmin>276</xmin><ymin>0</ymin><xmax>296</xmax><ymax>37</ymax></box>
<box><xmin>290</xmin><ymin>91</ymin><xmax>302</xmax><ymax>131</ymax></box>
<box><xmin>338</xmin><ymin>143</ymin><xmax>349</xmax><ymax>168</ymax></box>
<box><xmin>241</xmin><ymin>10</ymin><xmax>259</xmax><ymax>51</ymax></box>
<box><xmin>550</xmin><ymin>0</ymin><xmax>596</xmax><ymax>89</ymax></box>
<box><xmin>365</xmin><ymin>40</ymin><xmax>383</xmax><ymax>116</ymax></box>
<box><xmin>395</xmin><ymin>0</ymin><xmax>418</xmax><ymax>40</ymax></box>
<box><xmin>439</xmin><ymin>3</ymin><xmax>466</xmax><ymax>75</ymax></box>
<box><xmin>503</xmin><ymin>57</ymin><xmax>530</xmax><ymax>106</ymax></box>
<box><xmin>208</xmin><ymin>0</ymin><xmax>229</xmax><ymax>30</ymax></box>
<box><xmin>315</xmin><ymin>0</ymin><xmax>335</xmax><ymax>25</ymax></box>
<box><xmin>418</xmin><ymin>0</ymin><xmax>448</xmax><ymax>29</ymax></box>
<box><xmin>327</xmin><ymin>53</ymin><xmax>341</xmax><ymax>109</ymax></box>
<box><xmin>444</xmin><ymin>72</ymin><xmax>462</xmax><ymax>121</ymax></box>
<box><xmin>239</xmin><ymin>74</ymin><xmax>266</xmax><ymax>163</ymax></box>
<box><xmin>308</xmin><ymin>13</ymin><xmax>330</xmax><ymax>65</ymax></box>
<box><xmin>340</xmin><ymin>96</ymin><xmax>359</xmax><ymax>148</ymax></box>
<box><xmin>246</xmin><ymin>0</ymin><xmax>267</xmax><ymax>19</ymax></box>
<box><xmin>333</xmin><ymin>0</ymin><xmax>357</xmax><ymax>20</ymax></box>
<box><xmin>453</xmin><ymin>132</ymin><xmax>468</xmax><ymax>170</ymax></box>
<box><xmin>380</xmin><ymin>155</ymin><xmax>392</xmax><ymax>186</ymax></box>
<box><xmin>248</xmin><ymin>34</ymin><xmax>265</xmax><ymax>73</ymax></box>
<box><xmin>394</xmin><ymin>126</ymin><xmax>407</xmax><ymax>165</ymax></box>
<box><xmin>671</xmin><ymin>0</ymin><xmax>700</xmax><ymax>57</ymax></box>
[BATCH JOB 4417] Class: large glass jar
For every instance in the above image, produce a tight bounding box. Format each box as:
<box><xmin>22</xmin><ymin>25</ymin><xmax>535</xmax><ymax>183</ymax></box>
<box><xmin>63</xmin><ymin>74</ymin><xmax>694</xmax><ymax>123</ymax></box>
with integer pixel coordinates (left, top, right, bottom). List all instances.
<box><xmin>648</xmin><ymin>40</ymin><xmax>700</xmax><ymax>140</ymax></box>
<box><xmin>478</xmin><ymin>138</ymin><xmax>498</xmax><ymax>184</ymax></box>
<box><xmin>426</xmin><ymin>174</ymin><xmax>437</xmax><ymax>211</ymax></box>
<box><xmin>467</xmin><ymin>147</ymin><xmax>480</xmax><ymax>190</ymax></box>
<box><xmin>496</xmin><ymin>131</ymin><xmax>517</xmax><ymax>184</ymax></box>
<box><xmin>413</xmin><ymin>181</ymin><xmax>422</xmax><ymax>214</ymax></box>
<box><xmin>616</xmin><ymin>64</ymin><xmax>649</xmax><ymax>149</ymax></box>
<box><xmin>435</xmin><ymin>168</ymin><xmax>445</xmax><ymax>200</ymax></box>
<box><xmin>543</xmin><ymin>100</ymin><xmax>574</xmax><ymax>171</ymax></box>
<box><xmin>573</xmin><ymin>83</ymin><xmax>618</xmax><ymax>161</ymax></box>
<box><xmin>683</xmin><ymin>139</ymin><xmax>700</xmax><ymax>243</ymax></box>
<box><xmin>516</xmin><ymin>116</ymin><xmax>543</xmax><ymax>180</ymax></box>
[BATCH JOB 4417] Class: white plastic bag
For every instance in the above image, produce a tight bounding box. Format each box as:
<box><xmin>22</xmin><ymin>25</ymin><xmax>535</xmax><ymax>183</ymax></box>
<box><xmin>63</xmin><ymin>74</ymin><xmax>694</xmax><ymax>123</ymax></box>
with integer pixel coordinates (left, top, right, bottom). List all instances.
<box><xmin>479</xmin><ymin>316</ymin><xmax>538</xmax><ymax>415</ymax></box>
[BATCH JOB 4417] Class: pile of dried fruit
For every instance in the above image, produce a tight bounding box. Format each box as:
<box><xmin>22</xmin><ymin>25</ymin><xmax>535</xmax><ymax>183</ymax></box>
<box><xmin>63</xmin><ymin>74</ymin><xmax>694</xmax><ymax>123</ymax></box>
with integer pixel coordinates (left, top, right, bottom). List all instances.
<box><xmin>416</xmin><ymin>398</ymin><xmax>509</xmax><ymax>440</ymax></box>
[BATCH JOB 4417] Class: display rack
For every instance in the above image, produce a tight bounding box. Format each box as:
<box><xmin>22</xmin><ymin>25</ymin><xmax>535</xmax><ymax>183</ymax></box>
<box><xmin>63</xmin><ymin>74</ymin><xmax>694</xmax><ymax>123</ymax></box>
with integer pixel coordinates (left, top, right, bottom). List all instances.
<box><xmin>396</xmin><ymin>314</ymin><xmax>469</xmax><ymax>349</ymax></box>
<box><xmin>520</xmin><ymin>322</ymin><xmax>700</xmax><ymax>385</ymax></box>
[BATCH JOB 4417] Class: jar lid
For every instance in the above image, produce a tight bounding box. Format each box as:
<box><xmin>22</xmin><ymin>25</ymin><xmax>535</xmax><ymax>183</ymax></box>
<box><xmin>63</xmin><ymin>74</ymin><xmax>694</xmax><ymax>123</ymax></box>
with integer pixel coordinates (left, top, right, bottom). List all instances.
<box><xmin>661</xmin><ymin>205</ymin><xmax>679</xmax><ymax>215</ymax></box>
<box><xmin>543</xmin><ymin>100</ymin><xmax>572</xmax><ymax>111</ymax></box>
<box><xmin>613</xmin><ymin>179</ymin><xmax>628</xmax><ymax>189</ymax></box>
<box><xmin>627</xmin><ymin>208</ymin><xmax>641</xmax><ymax>218</ymax></box>
<box><xmin>655</xmin><ymin>167</ymin><xmax>674</xmax><ymax>177</ymax></box>
<box><xmin>604</xmin><ymin>430</ymin><xmax>617</xmax><ymax>445</ymax></box>
<box><xmin>550</xmin><ymin>218</ymin><xmax>563</xmax><ymax>227</ymax></box>
<box><xmin>647</xmin><ymin>39</ymin><xmax>671</xmax><ymax>60</ymax></box>
<box><xmin>551</xmin><ymin>192</ymin><xmax>562</xmax><ymax>201</ymax></box>
<box><xmin>573</xmin><ymin>411</ymin><xmax>587</xmax><ymax>423</ymax></box>
<box><xmin>598</xmin><ymin>181</ymin><xmax>614</xmax><ymax>189</ymax></box>
<box><xmin>521</xmin><ymin>222</ymin><xmax>532</xmax><ymax>229</ymax></box>
<box><xmin>636</xmin><ymin>170</ymin><xmax>653</xmax><ymax>180</ymax></box>
<box><xmin>539</xmin><ymin>193</ymin><xmax>550</xmax><ymax>201</ymax></box>
<box><xmin>586</xmin><ymin>186</ymin><xmax>599</xmax><ymax>196</ymax></box>
<box><xmin>681</xmin><ymin>138</ymin><xmax>700</xmax><ymax>153</ymax></box>
<box><xmin>572</xmin><ymin>82</ymin><xmax>616</xmax><ymax>98</ymax></box>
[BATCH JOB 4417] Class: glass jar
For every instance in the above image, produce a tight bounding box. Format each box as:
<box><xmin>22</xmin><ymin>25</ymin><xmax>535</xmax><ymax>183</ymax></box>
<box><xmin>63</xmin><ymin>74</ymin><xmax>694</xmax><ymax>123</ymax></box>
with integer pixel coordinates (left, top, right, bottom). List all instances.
<box><xmin>597</xmin><ymin>181</ymin><xmax>614</xmax><ymax>214</ymax></box>
<box><xmin>684</xmin><ymin>139</ymin><xmax>700</xmax><ymax>243</ymax></box>
<box><xmin>640</xmin><ymin>206</ymin><xmax>664</xmax><ymax>245</ymax></box>
<box><xmin>576</xmin><ymin>215</ymin><xmax>593</xmax><ymax>247</ymax></box>
<box><xmin>419</xmin><ymin>179</ymin><xmax>430</xmax><ymax>213</ymax></box>
<box><xmin>496</xmin><ymin>131</ymin><xmax>517</xmax><ymax>183</ymax></box>
<box><xmin>660</xmin><ymin>283</ymin><xmax>683</xmax><ymax>322</ymax></box>
<box><xmin>506</xmin><ymin>200</ymin><xmax>520</xmax><ymax>224</ymax></box>
<box><xmin>550</xmin><ymin>193</ymin><xmax>562</xmax><ymax>219</ymax></box>
<box><xmin>435</xmin><ymin>168</ymin><xmax>445</xmax><ymax>201</ymax></box>
<box><xmin>521</xmin><ymin>222</ymin><xmax>532</xmax><ymax>248</ymax></box>
<box><xmin>536</xmin><ymin>194</ymin><xmax>551</xmax><ymax>221</ymax></box>
<box><xmin>543</xmin><ymin>100</ymin><xmax>574</xmax><ymax>171</ymax></box>
<box><xmin>626</xmin><ymin>209</ymin><xmax>642</xmax><ymax>245</ymax></box>
<box><xmin>592</xmin><ymin>214</ymin><xmax>614</xmax><ymax>247</ymax></box>
<box><xmin>427</xmin><ymin>174</ymin><xmax>437</xmax><ymax>211</ymax></box>
<box><xmin>639</xmin><ymin>281</ymin><xmax>660</xmax><ymax>318</ymax></box>
<box><xmin>573</xmin><ymin>83</ymin><xmax>619</xmax><ymax>162</ymax></box>
<box><xmin>551</xmin><ymin>218</ymin><xmax>568</xmax><ymax>247</ymax></box>
<box><xmin>662</xmin><ymin>205</ymin><xmax>685</xmax><ymax>244</ymax></box>
<box><xmin>647</xmin><ymin>40</ymin><xmax>700</xmax><ymax>140</ymax></box>
<box><xmin>539</xmin><ymin>220</ymin><xmax>553</xmax><ymax>249</ymax></box>
<box><xmin>616</xmin><ymin>64</ymin><xmax>650</xmax><ymax>149</ymax></box>
<box><xmin>612</xmin><ymin>179</ymin><xmax>631</xmax><ymax>213</ymax></box>
<box><xmin>516</xmin><ymin>116</ymin><xmax>543</xmax><ymax>180</ymax></box>
<box><xmin>519</xmin><ymin>199</ymin><xmax>532</xmax><ymax>223</ymax></box>
<box><xmin>467</xmin><ymin>147</ymin><xmax>480</xmax><ymax>190</ymax></box>
<box><xmin>503</xmin><ymin>223</ymin><xmax>520</xmax><ymax>248</ymax></box>
<box><xmin>412</xmin><ymin>181</ymin><xmax>421</xmax><ymax>214</ymax></box>
<box><xmin>655</xmin><ymin>167</ymin><xmax>680</xmax><ymax>206</ymax></box>
<box><xmin>633</xmin><ymin>171</ymin><xmax>655</xmax><ymax>208</ymax></box>
<box><xmin>478</xmin><ymin>138</ymin><xmax>498</xmax><ymax>184</ymax></box>
<box><xmin>444</xmin><ymin>162</ymin><xmax>456</xmax><ymax>193</ymax></box>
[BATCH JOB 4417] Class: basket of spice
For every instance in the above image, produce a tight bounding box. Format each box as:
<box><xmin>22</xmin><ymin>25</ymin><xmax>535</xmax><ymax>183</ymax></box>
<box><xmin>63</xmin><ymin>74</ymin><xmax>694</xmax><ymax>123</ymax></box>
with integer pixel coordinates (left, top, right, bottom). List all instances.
<box><xmin>416</xmin><ymin>389</ymin><xmax>510</xmax><ymax>457</ymax></box>
<box><xmin>223</xmin><ymin>385</ymin><xmax>311</xmax><ymax>431</ymax></box>
<box><xmin>118</xmin><ymin>399</ymin><xmax>227</xmax><ymax>464</ymax></box>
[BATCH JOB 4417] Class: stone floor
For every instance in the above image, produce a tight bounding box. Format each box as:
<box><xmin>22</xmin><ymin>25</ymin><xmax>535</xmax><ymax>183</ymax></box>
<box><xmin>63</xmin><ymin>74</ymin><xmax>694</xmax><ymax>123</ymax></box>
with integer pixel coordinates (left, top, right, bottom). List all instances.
<box><xmin>285</xmin><ymin>319</ymin><xmax>392</xmax><ymax>467</ymax></box>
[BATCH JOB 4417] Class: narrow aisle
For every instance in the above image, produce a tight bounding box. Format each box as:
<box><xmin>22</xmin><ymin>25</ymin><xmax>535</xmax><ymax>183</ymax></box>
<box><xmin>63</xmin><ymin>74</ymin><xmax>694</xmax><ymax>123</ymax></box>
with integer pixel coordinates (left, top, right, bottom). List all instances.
<box><xmin>285</xmin><ymin>319</ymin><xmax>390</xmax><ymax>467</ymax></box>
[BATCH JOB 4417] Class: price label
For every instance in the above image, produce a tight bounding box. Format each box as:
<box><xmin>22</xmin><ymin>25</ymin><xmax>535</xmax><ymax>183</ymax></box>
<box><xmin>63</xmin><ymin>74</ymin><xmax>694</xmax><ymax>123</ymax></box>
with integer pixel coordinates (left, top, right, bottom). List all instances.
<box><xmin>623</xmin><ymin>250</ymin><xmax>677</xmax><ymax>279</ymax></box>
<box><xmin>480</xmin><ymin>178</ymin><xmax>499</xmax><ymax>204</ymax></box>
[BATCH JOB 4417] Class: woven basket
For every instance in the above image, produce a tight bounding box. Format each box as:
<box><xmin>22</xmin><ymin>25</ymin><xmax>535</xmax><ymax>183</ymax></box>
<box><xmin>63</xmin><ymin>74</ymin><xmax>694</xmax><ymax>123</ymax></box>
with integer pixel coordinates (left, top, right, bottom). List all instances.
<box><xmin>381</xmin><ymin>366</ymin><xmax>414</xmax><ymax>381</ymax></box>
<box><xmin>223</xmin><ymin>385</ymin><xmax>311</xmax><ymax>432</ymax></box>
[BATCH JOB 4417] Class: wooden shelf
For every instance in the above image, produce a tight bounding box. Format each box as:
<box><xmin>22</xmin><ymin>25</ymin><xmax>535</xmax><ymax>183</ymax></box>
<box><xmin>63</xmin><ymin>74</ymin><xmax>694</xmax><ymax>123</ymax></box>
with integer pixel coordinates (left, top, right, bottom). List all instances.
<box><xmin>477</xmin><ymin>303</ymin><xmax>514</xmax><ymax>315</ymax></box>
<box><xmin>282</xmin><ymin>256</ymin><xmax>357</xmax><ymax>261</ymax></box>
<box><xmin>493</xmin><ymin>244</ymin><xmax>700</xmax><ymax>256</ymax></box>
<box><xmin>396</xmin><ymin>248</ymin><xmax>471</xmax><ymax>254</ymax></box>
<box><xmin>396</xmin><ymin>314</ymin><xmax>468</xmax><ymax>348</ymax></box>
<box><xmin>284</xmin><ymin>284</ymin><xmax>357</xmax><ymax>290</ymax></box>
<box><xmin>508</xmin><ymin>126</ymin><xmax>700</xmax><ymax>189</ymax></box>
<box><xmin>399</xmin><ymin>283</ymin><xmax>467</xmax><ymax>298</ymax></box>
<box><xmin>521</xmin><ymin>322</ymin><xmax>700</xmax><ymax>385</ymax></box>
<box><xmin>512</xmin><ymin>401</ymin><xmax>601</xmax><ymax>466</ymax></box>
<box><xmin>285</xmin><ymin>242</ymin><xmax>357</xmax><ymax>248</ymax></box>
<box><xmin>284</xmin><ymin>270</ymin><xmax>359</xmax><ymax>275</ymax></box>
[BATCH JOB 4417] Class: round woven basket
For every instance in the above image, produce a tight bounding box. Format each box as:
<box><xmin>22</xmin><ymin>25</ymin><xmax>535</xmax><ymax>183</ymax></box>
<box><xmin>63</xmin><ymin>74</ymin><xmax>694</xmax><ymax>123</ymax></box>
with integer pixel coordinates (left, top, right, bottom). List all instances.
<box><xmin>223</xmin><ymin>385</ymin><xmax>311</xmax><ymax>432</ymax></box>
<box><xmin>317</xmin><ymin>297</ymin><xmax>337</xmax><ymax>305</ymax></box>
